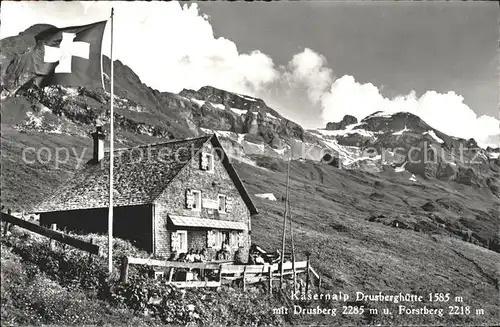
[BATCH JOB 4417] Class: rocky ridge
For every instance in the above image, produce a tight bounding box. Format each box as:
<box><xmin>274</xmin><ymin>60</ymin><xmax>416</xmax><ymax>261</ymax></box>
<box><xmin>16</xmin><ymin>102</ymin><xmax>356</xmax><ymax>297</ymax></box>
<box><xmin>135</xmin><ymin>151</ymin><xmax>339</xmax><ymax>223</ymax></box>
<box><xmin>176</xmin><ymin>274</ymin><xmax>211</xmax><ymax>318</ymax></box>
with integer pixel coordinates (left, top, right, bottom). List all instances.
<box><xmin>1</xmin><ymin>24</ymin><xmax>499</xmax><ymax>200</ymax></box>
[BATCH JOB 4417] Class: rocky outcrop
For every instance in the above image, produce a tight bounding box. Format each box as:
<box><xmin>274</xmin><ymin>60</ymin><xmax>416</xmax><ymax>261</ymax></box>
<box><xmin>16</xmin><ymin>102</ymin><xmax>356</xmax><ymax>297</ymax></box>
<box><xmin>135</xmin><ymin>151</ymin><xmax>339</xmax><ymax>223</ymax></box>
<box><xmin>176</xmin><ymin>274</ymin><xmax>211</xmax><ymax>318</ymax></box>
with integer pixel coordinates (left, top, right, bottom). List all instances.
<box><xmin>326</xmin><ymin>115</ymin><xmax>358</xmax><ymax>130</ymax></box>
<box><xmin>321</xmin><ymin>153</ymin><xmax>341</xmax><ymax>168</ymax></box>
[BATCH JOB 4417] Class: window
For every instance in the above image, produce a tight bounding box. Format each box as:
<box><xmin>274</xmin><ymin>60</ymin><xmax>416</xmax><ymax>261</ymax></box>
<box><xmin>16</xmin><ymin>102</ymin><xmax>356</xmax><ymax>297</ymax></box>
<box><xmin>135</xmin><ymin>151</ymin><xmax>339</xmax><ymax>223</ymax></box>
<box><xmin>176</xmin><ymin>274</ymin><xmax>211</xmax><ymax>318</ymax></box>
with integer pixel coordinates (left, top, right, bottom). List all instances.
<box><xmin>207</xmin><ymin>154</ymin><xmax>214</xmax><ymax>172</ymax></box>
<box><xmin>191</xmin><ymin>190</ymin><xmax>201</xmax><ymax>211</ymax></box>
<box><xmin>218</xmin><ymin>194</ymin><xmax>226</xmax><ymax>213</ymax></box>
<box><xmin>207</xmin><ymin>230</ymin><xmax>240</xmax><ymax>249</ymax></box>
<box><xmin>171</xmin><ymin>230</ymin><xmax>188</xmax><ymax>253</ymax></box>
<box><xmin>200</xmin><ymin>152</ymin><xmax>214</xmax><ymax>172</ymax></box>
<box><xmin>222</xmin><ymin>231</ymin><xmax>230</xmax><ymax>246</ymax></box>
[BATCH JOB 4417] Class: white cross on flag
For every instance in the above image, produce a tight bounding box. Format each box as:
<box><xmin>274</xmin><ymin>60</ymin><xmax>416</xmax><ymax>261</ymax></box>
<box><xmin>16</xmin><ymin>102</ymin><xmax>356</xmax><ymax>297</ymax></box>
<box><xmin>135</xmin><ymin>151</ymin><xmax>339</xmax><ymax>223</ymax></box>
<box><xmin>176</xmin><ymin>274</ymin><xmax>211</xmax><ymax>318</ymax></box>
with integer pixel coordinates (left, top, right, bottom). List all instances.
<box><xmin>33</xmin><ymin>21</ymin><xmax>107</xmax><ymax>87</ymax></box>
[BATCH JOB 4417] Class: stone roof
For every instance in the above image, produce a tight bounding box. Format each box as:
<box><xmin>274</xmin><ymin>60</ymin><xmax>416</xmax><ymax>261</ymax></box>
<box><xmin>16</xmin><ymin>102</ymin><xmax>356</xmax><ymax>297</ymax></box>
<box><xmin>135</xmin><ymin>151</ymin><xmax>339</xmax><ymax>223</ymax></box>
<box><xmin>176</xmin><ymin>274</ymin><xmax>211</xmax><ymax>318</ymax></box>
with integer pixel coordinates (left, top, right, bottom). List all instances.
<box><xmin>35</xmin><ymin>134</ymin><xmax>258</xmax><ymax>215</ymax></box>
<box><xmin>35</xmin><ymin>136</ymin><xmax>212</xmax><ymax>212</ymax></box>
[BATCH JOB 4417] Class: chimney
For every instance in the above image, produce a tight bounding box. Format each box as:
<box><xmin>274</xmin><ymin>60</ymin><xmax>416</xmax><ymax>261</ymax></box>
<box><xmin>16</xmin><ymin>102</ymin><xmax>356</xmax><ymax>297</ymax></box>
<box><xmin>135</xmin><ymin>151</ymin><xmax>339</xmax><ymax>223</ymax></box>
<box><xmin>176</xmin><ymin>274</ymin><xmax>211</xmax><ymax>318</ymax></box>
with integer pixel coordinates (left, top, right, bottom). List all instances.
<box><xmin>91</xmin><ymin>125</ymin><xmax>106</xmax><ymax>162</ymax></box>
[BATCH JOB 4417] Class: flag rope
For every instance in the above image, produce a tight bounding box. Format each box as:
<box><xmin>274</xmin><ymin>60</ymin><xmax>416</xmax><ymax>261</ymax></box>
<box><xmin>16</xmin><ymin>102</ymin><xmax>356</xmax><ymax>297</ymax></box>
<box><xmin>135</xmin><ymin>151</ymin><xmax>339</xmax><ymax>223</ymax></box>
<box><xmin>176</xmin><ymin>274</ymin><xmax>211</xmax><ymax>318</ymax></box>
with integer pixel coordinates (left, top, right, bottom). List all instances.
<box><xmin>100</xmin><ymin>45</ymin><xmax>105</xmax><ymax>91</ymax></box>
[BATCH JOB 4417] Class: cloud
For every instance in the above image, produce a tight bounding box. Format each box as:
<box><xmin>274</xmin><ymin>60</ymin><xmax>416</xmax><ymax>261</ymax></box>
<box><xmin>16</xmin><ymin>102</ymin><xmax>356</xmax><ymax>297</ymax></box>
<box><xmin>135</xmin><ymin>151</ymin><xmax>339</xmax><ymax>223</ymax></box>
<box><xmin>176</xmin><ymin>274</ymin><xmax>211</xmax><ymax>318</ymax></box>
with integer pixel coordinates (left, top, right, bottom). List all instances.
<box><xmin>320</xmin><ymin>75</ymin><xmax>500</xmax><ymax>144</ymax></box>
<box><xmin>285</xmin><ymin>48</ymin><xmax>334</xmax><ymax>103</ymax></box>
<box><xmin>1</xmin><ymin>2</ymin><xmax>280</xmax><ymax>95</ymax></box>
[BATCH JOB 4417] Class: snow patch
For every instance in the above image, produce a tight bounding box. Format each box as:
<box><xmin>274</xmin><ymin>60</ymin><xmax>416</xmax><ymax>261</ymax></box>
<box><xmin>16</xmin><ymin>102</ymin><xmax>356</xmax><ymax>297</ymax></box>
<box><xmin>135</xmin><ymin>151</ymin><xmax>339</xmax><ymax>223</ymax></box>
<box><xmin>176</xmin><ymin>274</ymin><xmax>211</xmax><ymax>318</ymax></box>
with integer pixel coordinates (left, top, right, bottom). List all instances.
<box><xmin>488</xmin><ymin>152</ymin><xmax>500</xmax><ymax>159</ymax></box>
<box><xmin>201</xmin><ymin>128</ymin><xmax>246</xmax><ymax>145</ymax></box>
<box><xmin>237</xmin><ymin>133</ymin><xmax>245</xmax><ymax>144</ymax></box>
<box><xmin>191</xmin><ymin>98</ymin><xmax>205</xmax><ymax>107</ymax></box>
<box><xmin>273</xmin><ymin>146</ymin><xmax>288</xmax><ymax>156</ymax></box>
<box><xmin>409</xmin><ymin>174</ymin><xmax>417</xmax><ymax>182</ymax></box>
<box><xmin>255</xmin><ymin>193</ymin><xmax>277</xmax><ymax>201</ymax></box>
<box><xmin>319</xmin><ymin>138</ymin><xmax>363</xmax><ymax>166</ymax></box>
<box><xmin>394</xmin><ymin>162</ymin><xmax>407</xmax><ymax>172</ymax></box>
<box><xmin>423</xmin><ymin>130</ymin><xmax>444</xmax><ymax>143</ymax></box>
<box><xmin>40</xmin><ymin>106</ymin><xmax>52</xmax><ymax>114</ymax></box>
<box><xmin>367</xmin><ymin>111</ymin><xmax>394</xmax><ymax>119</ymax></box>
<box><xmin>230</xmin><ymin>108</ymin><xmax>247</xmax><ymax>115</ymax></box>
<box><xmin>315</xmin><ymin>128</ymin><xmax>374</xmax><ymax>138</ymax></box>
<box><xmin>209</xmin><ymin>102</ymin><xmax>225</xmax><ymax>110</ymax></box>
<box><xmin>392</xmin><ymin>125</ymin><xmax>410</xmax><ymax>136</ymax></box>
<box><xmin>238</xmin><ymin>94</ymin><xmax>257</xmax><ymax>102</ymax></box>
<box><xmin>50</xmin><ymin>125</ymin><xmax>63</xmax><ymax>134</ymax></box>
<box><xmin>246</xmin><ymin>141</ymin><xmax>265</xmax><ymax>152</ymax></box>
<box><xmin>266</xmin><ymin>113</ymin><xmax>278</xmax><ymax>119</ymax></box>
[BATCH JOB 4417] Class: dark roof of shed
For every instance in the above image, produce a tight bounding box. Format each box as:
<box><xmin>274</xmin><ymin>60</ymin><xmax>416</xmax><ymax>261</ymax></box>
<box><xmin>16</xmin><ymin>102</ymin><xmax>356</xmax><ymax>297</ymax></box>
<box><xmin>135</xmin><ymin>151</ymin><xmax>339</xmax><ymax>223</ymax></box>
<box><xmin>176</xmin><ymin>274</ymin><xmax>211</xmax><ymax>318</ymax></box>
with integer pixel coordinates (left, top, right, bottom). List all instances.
<box><xmin>34</xmin><ymin>134</ymin><xmax>258</xmax><ymax>215</ymax></box>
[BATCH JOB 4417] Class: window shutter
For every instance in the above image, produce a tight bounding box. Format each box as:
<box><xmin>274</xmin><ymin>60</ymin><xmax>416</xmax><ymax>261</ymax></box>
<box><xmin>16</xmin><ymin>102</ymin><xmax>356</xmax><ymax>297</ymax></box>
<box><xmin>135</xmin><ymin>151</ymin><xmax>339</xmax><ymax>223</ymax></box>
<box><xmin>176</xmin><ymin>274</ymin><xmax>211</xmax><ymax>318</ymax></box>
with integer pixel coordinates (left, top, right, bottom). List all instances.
<box><xmin>207</xmin><ymin>230</ymin><xmax>216</xmax><ymax>248</ymax></box>
<box><xmin>230</xmin><ymin>231</ymin><xmax>238</xmax><ymax>248</ymax></box>
<box><xmin>226</xmin><ymin>197</ymin><xmax>233</xmax><ymax>213</ymax></box>
<box><xmin>200</xmin><ymin>152</ymin><xmax>208</xmax><ymax>170</ymax></box>
<box><xmin>185</xmin><ymin>190</ymin><xmax>194</xmax><ymax>209</ymax></box>
<box><xmin>171</xmin><ymin>232</ymin><xmax>180</xmax><ymax>252</ymax></box>
<box><xmin>238</xmin><ymin>232</ymin><xmax>244</xmax><ymax>247</ymax></box>
<box><xmin>215</xmin><ymin>231</ymin><xmax>222</xmax><ymax>249</ymax></box>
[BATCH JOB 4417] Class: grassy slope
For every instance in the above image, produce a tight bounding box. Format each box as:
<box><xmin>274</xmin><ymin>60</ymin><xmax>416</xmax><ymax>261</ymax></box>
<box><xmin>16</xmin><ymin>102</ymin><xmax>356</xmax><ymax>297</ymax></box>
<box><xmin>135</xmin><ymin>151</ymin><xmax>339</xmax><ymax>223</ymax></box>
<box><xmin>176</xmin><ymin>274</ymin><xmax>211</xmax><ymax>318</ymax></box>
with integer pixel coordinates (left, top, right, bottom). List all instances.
<box><xmin>1</xmin><ymin>126</ymin><xmax>499</xmax><ymax>324</ymax></box>
<box><xmin>233</xmin><ymin>159</ymin><xmax>500</xmax><ymax>325</ymax></box>
<box><xmin>1</xmin><ymin>229</ymin><xmax>285</xmax><ymax>326</ymax></box>
<box><xmin>0</xmin><ymin>125</ymin><xmax>168</xmax><ymax>210</ymax></box>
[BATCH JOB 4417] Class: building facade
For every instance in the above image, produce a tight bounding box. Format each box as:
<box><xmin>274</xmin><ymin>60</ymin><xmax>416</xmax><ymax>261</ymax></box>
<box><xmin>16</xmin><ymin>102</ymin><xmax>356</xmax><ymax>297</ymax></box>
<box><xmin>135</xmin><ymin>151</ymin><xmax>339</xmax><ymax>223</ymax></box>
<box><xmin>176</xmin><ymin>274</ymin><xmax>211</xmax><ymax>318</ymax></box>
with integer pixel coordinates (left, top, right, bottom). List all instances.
<box><xmin>35</xmin><ymin>131</ymin><xmax>257</xmax><ymax>262</ymax></box>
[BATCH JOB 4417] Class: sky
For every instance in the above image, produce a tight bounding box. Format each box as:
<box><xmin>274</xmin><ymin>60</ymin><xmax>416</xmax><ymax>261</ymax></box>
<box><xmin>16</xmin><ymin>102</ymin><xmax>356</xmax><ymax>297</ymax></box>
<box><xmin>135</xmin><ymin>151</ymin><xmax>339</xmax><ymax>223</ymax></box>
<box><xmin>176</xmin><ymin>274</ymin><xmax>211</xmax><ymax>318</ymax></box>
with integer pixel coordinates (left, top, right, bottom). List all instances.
<box><xmin>1</xmin><ymin>1</ymin><xmax>499</xmax><ymax>145</ymax></box>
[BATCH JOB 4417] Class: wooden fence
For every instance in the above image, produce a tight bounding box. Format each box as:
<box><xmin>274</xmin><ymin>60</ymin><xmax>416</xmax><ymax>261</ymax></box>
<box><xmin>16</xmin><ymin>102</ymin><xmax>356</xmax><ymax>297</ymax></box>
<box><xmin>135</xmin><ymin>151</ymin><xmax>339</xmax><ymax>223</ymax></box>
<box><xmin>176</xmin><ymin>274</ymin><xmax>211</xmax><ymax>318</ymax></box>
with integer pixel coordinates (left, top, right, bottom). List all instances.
<box><xmin>1</xmin><ymin>212</ymin><xmax>102</xmax><ymax>255</ymax></box>
<box><xmin>120</xmin><ymin>256</ymin><xmax>321</xmax><ymax>293</ymax></box>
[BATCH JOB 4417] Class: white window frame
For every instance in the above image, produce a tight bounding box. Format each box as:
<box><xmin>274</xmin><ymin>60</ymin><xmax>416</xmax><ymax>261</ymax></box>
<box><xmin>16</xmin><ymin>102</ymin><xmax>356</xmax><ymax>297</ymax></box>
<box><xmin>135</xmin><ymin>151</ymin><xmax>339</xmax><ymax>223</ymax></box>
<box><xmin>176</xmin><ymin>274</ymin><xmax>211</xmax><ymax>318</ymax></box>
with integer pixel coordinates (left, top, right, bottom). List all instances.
<box><xmin>229</xmin><ymin>231</ymin><xmax>240</xmax><ymax>249</ymax></box>
<box><xmin>218</xmin><ymin>194</ymin><xmax>227</xmax><ymax>214</ymax></box>
<box><xmin>206</xmin><ymin>153</ymin><xmax>214</xmax><ymax>173</ymax></box>
<box><xmin>191</xmin><ymin>190</ymin><xmax>202</xmax><ymax>211</ymax></box>
<box><xmin>177</xmin><ymin>230</ymin><xmax>188</xmax><ymax>253</ymax></box>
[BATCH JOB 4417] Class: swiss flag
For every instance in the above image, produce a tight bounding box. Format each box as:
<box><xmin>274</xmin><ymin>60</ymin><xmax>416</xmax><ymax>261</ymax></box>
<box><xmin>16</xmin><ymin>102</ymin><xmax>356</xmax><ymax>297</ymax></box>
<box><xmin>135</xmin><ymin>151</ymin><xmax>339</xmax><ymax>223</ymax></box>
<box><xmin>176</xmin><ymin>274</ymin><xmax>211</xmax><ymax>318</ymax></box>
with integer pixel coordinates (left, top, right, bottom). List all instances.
<box><xmin>32</xmin><ymin>21</ymin><xmax>107</xmax><ymax>87</ymax></box>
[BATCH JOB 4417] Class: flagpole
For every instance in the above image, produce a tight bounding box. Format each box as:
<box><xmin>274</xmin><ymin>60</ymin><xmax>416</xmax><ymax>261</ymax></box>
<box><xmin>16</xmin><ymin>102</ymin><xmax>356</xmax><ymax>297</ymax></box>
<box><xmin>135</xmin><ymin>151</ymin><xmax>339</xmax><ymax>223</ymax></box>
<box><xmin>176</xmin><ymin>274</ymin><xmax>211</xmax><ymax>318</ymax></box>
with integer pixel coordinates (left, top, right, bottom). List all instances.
<box><xmin>108</xmin><ymin>7</ymin><xmax>115</xmax><ymax>275</ymax></box>
<box><xmin>280</xmin><ymin>156</ymin><xmax>291</xmax><ymax>288</ymax></box>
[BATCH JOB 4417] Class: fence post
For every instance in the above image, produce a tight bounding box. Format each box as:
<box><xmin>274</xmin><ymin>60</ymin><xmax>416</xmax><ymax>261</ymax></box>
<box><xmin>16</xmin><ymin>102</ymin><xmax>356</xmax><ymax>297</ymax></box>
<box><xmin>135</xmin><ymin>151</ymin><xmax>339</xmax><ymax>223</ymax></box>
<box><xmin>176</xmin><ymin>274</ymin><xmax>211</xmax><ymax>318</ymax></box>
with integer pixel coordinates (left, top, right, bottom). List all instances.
<box><xmin>120</xmin><ymin>256</ymin><xmax>129</xmax><ymax>283</ymax></box>
<box><xmin>217</xmin><ymin>264</ymin><xmax>223</xmax><ymax>282</ymax></box>
<box><xmin>168</xmin><ymin>266</ymin><xmax>175</xmax><ymax>283</ymax></box>
<box><xmin>87</xmin><ymin>238</ymin><xmax>94</xmax><ymax>265</ymax></box>
<box><xmin>268</xmin><ymin>265</ymin><xmax>273</xmax><ymax>295</ymax></box>
<box><xmin>49</xmin><ymin>224</ymin><xmax>57</xmax><ymax>250</ymax></box>
<box><xmin>3</xmin><ymin>209</ymin><xmax>11</xmax><ymax>236</ymax></box>
<box><xmin>242</xmin><ymin>266</ymin><xmax>247</xmax><ymax>291</ymax></box>
<box><xmin>2</xmin><ymin>222</ymin><xmax>9</xmax><ymax>237</ymax></box>
<box><xmin>305</xmin><ymin>251</ymin><xmax>311</xmax><ymax>295</ymax></box>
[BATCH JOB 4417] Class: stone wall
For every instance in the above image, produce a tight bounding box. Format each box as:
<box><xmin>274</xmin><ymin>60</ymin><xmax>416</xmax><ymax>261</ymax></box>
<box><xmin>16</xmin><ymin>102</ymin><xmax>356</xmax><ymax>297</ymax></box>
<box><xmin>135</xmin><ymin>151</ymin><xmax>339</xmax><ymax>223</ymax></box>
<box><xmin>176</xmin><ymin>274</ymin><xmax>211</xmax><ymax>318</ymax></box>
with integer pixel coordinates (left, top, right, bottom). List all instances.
<box><xmin>153</xmin><ymin>139</ymin><xmax>251</xmax><ymax>261</ymax></box>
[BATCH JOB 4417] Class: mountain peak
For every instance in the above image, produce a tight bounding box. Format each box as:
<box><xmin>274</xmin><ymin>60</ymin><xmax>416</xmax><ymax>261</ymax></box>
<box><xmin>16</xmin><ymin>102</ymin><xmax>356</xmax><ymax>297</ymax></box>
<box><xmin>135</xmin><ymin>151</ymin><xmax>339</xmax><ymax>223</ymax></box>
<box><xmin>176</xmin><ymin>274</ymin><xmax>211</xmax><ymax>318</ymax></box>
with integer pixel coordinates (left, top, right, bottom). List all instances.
<box><xmin>325</xmin><ymin>115</ymin><xmax>358</xmax><ymax>130</ymax></box>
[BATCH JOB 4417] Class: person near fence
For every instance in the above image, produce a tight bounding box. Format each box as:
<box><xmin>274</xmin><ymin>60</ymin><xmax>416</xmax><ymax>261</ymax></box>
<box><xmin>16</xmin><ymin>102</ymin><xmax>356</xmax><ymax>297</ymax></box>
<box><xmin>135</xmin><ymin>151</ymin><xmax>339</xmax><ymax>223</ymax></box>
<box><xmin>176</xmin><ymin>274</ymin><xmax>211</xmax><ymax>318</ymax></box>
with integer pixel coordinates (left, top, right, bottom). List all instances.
<box><xmin>197</xmin><ymin>249</ymin><xmax>207</xmax><ymax>262</ymax></box>
<box><xmin>177</xmin><ymin>252</ymin><xmax>187</xmax><ymax>262</ymax></box>
<box><xmin>248</xmin><ymin>253</ymin><xmax>256</xmax><ymax>265</ymax></box>
<box><xmin>193</xmin><ymin>249</ymin><xmax>201</xmax><ymax>262</ymax></box>
<box><xmin>186</xmin><ymin>248</ymin><xmax>196</xmax><ymax>262</ymax></box>
<box><xmin>255</xmin><ymin>253</ymin><xmax>265</xmax><ymax>265</ymax></box>
<box><xmin>168</xmin><ymin>251</ymin><xmax>178</xmax><ymax>261</ymax></box>
<box><xmin>234</xmin><ymin>247</ymin><xmax>246</xmax><ymax>264</ymax></box>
